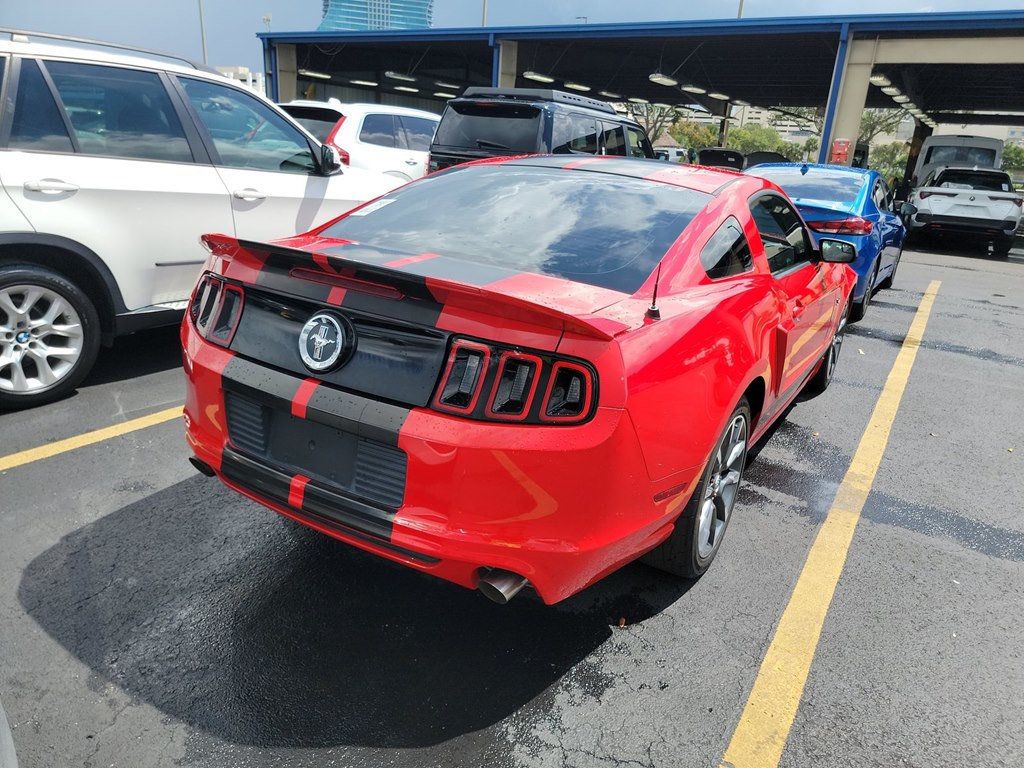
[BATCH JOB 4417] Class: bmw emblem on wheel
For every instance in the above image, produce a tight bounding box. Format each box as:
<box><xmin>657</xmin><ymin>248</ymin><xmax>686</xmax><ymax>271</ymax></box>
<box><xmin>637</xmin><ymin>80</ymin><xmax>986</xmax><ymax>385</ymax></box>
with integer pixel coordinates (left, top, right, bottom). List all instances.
<box><xmin>299</xmin><ymin>312</ymin><xmax>346</xmax><ymax>372</ymax></box>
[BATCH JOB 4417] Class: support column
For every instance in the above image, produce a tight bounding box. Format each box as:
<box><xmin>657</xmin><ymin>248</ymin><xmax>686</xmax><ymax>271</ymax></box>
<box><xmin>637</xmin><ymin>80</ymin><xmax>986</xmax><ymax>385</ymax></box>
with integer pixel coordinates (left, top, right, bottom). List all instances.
<box><xmin>276</xmin><ymin>44</ymin><xmax>297</xmax><ymax>103</ymax></box>
<box><xmin>495</xmin><ymin>40</ymin><xmax>518</xmax><ymax>88</ymax></box>
<box><xmin>903</xmin><ymin>120</ymin><xmax>933</xmax><ymax>184</ymax></box>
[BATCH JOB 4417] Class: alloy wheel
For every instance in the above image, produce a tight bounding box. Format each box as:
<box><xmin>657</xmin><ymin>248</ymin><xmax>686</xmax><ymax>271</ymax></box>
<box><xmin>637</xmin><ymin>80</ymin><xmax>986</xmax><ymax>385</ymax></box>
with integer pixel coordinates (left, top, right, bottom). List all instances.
<box><xmin>824</xmin><ymin>308</ymin><xmax>848</xmax><ymax>384</ymax></box>
<box><xmin>697</xmin><ymin>414</ymin><xmax>748</xmax><ymax>559</ymax></box>
<box><xmin>0</xmin><ymin>285</ymin><xmax>84</xmax><ymax>394</ymax></box>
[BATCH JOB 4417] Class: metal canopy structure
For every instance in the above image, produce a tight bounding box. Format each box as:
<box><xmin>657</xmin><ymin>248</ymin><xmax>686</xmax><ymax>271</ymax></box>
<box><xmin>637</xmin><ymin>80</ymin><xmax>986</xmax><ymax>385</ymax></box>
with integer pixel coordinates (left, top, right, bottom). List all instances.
<box><xmin>259</xmin><ymin>10</ymin><xmax>1024</xmax><ymax>163</ymax></box>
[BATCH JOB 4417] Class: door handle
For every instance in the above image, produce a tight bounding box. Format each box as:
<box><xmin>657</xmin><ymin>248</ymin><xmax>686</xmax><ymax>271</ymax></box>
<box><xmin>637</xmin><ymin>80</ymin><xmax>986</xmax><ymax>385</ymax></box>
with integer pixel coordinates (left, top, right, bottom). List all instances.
<box><xmin>404</xmin><ymin>159</ymin><xmax>418</xmax><ymax>166</ymax></box>
<box><xmin>232</xmin><ymin>188</ymin><xmax>267</xmax><ymax>201</ymax></box>
<box><xmin>24</xmin><ymin>179</ymin><xmax>79</xmax><ymax>194</ymax></box>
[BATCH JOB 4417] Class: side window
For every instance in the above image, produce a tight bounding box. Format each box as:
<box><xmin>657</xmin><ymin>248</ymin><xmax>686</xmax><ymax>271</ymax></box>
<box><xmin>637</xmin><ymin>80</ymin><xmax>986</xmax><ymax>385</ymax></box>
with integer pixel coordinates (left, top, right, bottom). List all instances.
<box><xmin>45</xmin><ymin>61</ymin><xmax>192</xmax><ymax>163</ymax></box>
<box><xmin>749</xmin><ymin>195</ymin><xmax>812</xmax><ymax>274</ymax></box>
<box><xmin>9</xmin><ymin>59</ymin><xmax>74</xmax><ymax>152</ymax></box>
<box><xmin>552</xmin><ymin>113</ymin><xmax>598</xmax><ymax>154</ymax></box>
<box><xmin>700</xmin><ymin>216</ymin><xmax>753</xmax><ymax>280</ymax></box>
<box><xmin>600</xmin><ymin>122</ymin><xmax>626</xmax><ymax>156</ymax></box>
<box><xmin>360</xmin><ymin>114</ymin><xmax>397</xmax><ymax>148</ymax></box>
<box><xmin>179</xmin><ymin>77</ymin><xmax>316</xmax><ymax>174</ymax></box>
<box><xmin>398</xmin><ymin>116</ymin><xmax>436</xmax><ymax>152</ymax></box>
<box><xmin>626</xmin><ymin>126</ymin><xmax>652</xmax><ymax>158</ymax></box>
<box><xmin>872</xmin><ymin>181</ymin><xmax>888</xmax><ymax>210</ymax></box>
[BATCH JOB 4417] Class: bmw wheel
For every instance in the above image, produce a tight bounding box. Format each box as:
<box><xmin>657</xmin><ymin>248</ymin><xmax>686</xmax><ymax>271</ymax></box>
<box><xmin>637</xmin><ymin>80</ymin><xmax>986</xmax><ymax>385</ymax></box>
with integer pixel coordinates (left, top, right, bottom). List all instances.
<box><xmin>0</xmin><ymin>265</ymin><xmax>100</xmax><ymax>410</ymax></box>
<box><xmin>642</xmin><ymin>398</ymin><xmax>750</xmax><ymax>578</ymax></box>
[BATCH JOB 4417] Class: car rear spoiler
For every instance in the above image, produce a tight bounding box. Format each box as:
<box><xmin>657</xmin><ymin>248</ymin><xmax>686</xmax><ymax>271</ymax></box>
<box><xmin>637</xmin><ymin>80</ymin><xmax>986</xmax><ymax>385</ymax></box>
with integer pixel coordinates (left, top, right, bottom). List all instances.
<box><xmin>206</xmin><ymin>235</ymin><xmax>622</xmax><ymax>341</ymax></box>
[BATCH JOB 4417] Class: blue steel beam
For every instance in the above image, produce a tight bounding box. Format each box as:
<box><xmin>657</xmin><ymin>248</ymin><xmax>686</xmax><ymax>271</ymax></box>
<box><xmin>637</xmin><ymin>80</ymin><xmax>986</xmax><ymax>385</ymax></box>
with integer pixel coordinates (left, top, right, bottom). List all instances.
<box><xmin>818</xmin><ymin>23</ymin><xmax>850</xmax><ymax>164</ymax></box>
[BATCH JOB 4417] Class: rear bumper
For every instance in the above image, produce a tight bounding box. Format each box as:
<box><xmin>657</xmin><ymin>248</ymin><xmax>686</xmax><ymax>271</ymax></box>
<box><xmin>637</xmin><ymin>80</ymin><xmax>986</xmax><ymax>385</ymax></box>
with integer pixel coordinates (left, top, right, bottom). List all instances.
<box><xmin>182</xmin><ymin>321</ymin><xmax>691</xmax><ymax>604</ymax></box>
<box><xmin>910</xmin><ymin>212</ymin><xmax>1018</xmax><ymax>237</ymax></box>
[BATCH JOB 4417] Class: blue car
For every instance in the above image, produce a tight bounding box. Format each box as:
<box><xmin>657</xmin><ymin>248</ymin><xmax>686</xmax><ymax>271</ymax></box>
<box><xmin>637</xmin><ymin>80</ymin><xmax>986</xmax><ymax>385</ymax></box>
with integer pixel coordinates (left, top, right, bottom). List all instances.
<box><xmin>746</xmin><ymin>163</ymin><xmax>906</xmax><ymax>321</ymax></box>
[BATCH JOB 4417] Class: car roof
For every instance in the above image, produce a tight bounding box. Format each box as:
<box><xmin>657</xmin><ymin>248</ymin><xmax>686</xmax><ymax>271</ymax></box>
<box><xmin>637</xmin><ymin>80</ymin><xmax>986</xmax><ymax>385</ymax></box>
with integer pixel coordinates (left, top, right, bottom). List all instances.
<box><xmin>284</xmin><ymin>100</ymin><xmax>440</xmax><ymax>120</ymax></box>
<box><xmin>486</xmin><ymin>155</ymin><xmax>745</xmax><ymax>195</ymax></box>
<box><xmin>449</xmin><ymin>93</ymin><xmax>643</xmax><ymax>128</ymax></box>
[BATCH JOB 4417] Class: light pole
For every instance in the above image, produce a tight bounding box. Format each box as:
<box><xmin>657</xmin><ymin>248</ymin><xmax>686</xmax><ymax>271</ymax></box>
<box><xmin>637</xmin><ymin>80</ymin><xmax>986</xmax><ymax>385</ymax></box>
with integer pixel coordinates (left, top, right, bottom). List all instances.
<box><xmin>197</xmin><ymin>0</ymin><xmax>209</xmax><ymax>65</ymax></box>
<box><xmin>737</xmin><ymin>0</ymin><xmax>744</xmax><ymax>18</ymax></box>
<box><xmin>481</xmin><ymin>0</ymin><xmax>488</xmax><ymax>26</ymax></box>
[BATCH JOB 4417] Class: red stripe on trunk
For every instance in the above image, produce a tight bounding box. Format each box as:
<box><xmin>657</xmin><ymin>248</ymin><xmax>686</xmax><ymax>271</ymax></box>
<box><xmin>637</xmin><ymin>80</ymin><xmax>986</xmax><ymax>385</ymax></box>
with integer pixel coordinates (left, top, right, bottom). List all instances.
<box><xmin>386</xmin><ymin>252</ymin><xmax>440</xmax><ymax>269</ymax></box>
<box><xmin>291</xmin><ymin>377</ymin><xmax>320</xmax><ymax>419</ymax></box>
<box><xmin>288</xmin><ymin>475</ymin><xmax>310</xmax><ymax>509</ymax></box>
<box><xmin>327</xmin><ymin>286</ymin><xmax>347</xmax><ymax>305</ymax></box>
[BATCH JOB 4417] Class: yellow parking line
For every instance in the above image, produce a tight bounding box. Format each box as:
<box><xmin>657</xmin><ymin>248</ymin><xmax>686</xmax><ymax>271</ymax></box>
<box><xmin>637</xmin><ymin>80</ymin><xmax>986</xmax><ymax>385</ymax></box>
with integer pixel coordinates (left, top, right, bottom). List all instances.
<box><xmin>0</xmin><ymin>405</ymin><xmax>183</xmax><ymax>473</ymax></box>
<box><xmin>720</xmin><ymin>280</ymin><xmax>941</xmax><ymax>768</ymax></box>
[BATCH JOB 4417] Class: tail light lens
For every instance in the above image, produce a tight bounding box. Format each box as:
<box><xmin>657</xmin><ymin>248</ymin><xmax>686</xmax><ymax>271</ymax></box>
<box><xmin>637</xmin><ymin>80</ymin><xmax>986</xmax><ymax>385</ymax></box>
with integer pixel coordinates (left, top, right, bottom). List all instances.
<box><xmin>332</xmin><ymin>143</ymin><xmax>351</xmax><ymax>165</ymax></box>
<box><xmin>918</xmin><ymin>190</ymin><xmax>955</xmax><ymax>200</ymax></box>
<box><xmin>809</xmin><ymin>217</ymin><xmax>873</xmax><ymax>235</ymax></box>
<box><xmin>433</xmin><ymin>338</ymin><xmax>596</xmax><ymax>425</ymax></box>
<box><xmin>433</xmin><ymin>339</ymin><xmax>491</xmax><ymax>414</ymax></box>
<box><xmin>189</xmin><ymin>274</ymin><xmax>244</xmax><ymax>347</ymax></box>
<box><xmin>1011</xmin><ymin>197</ymin><xmax>1023</xmax><ymax>208</ymax></box>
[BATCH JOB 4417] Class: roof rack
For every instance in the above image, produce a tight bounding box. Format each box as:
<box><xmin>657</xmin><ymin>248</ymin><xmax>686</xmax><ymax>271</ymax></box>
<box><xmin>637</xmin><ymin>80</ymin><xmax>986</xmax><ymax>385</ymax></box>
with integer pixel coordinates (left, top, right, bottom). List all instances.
<box><xmin>0</xmin><ymin>27</ymin><xmax>214</xmax><ymax>73</ymax></box>
<box><xmin>460</xmin><ymin>87</ymin><xmax>617</xmax><ymax>116</ymax></box>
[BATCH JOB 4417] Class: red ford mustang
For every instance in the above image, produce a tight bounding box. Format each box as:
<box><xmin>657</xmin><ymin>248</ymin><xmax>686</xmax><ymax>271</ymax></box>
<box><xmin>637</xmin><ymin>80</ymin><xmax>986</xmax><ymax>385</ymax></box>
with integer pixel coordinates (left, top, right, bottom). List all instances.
<box><xmin>182</xmin><ymin>157</ymin><xmax>856</xmax><ymax>604</ymax></box>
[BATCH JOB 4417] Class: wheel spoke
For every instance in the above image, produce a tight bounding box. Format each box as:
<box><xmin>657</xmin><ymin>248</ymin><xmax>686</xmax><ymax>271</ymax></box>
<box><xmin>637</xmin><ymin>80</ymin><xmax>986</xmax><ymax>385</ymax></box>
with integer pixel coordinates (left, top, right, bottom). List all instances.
<box><xmin>25</xmin><ymin>348</ymin><xmax>59</xmax><ymax>386</ymax></box>
<box><xmin>19</xmin><ymin>287</ymin><xmax>44</xmax><ymax>316</ymax></box>
<box><xmin>697</xmin><ymin>498</ymin><xmax>716</xmax><ymax>552</ymax></box>
<box><xmin>726</xmin><ymin>440</ymin><xmax>746</xmax><ymax>469</ymax></box>
<box><xmin>7</xmin><ymin>359</ymin><xmax>28</xmax><ymax>390</ymax></box>
<box><xmin>46</xmin><ymin>321</ymin><xmax>83</xmax><ymax>341</ymax></box>
<box><xmin>0</xmin><ymin>291</ymin><xmax>20</xmax><ymax>321</ymax></box>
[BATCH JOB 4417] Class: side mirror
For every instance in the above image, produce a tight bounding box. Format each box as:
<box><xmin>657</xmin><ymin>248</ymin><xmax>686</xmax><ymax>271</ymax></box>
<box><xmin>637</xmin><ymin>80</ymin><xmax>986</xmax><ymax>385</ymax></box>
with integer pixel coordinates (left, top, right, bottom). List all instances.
<box><xmin>900</xmin><ymin>202</ymin><xmax>918</xmax><ymax>217</ymax></box>
<box><xmin>819</xmin><ymin>238</ymin><xmax>857</xmax><ymax>264</ymax></box>
<box><xmin>319</xmin><ymin>144</ymin><xmax>342</xmax><ymax>175</ymax></box>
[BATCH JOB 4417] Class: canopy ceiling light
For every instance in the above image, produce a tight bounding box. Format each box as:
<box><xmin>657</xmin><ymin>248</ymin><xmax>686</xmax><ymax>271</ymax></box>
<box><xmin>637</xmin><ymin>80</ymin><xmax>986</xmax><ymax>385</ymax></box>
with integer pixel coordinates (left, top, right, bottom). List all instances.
<box><xmin>523</xmin><ymin>70</ymin><xmax>554</xmax><ymax>83</ymax></box>
<box><xmin>598</xmin><ymin>90</ymin><xmax>621</xmax><ymax>99</ymax></box>
<box><xmin>628</xmin><ymin>97</ymin><xmax>649</xmax><ymax>104</ymax></box>
<box><xmin>653</xmin><ymin>102</ymin><xmax>672</xmax><ymax>109</ymax></box>
<box><xmin>707</xmin><ymin>92</ymin><xmax>730</xmax><ymax>101</ymax></box>
<box><xmin>563</xmin><ymin>82</ymin><xmax>591</xmax><ymax>92</ymax></box>
<box><xmin>881</xmin><ymin>86</ymin><xmax>901</xmax><ymax>96</ymax></box>
<box><xmin>893</xmin><ymin>94</ymin><xmax>910</xmax><ymax>103</ymax></box>
<box><xmin>394</xmin><ymin>86</ymin><xmax>420</xmax><ymax>93</ymax></box>
<box><xmin>350</xmin><ymin>79</ymin><xmax>378</xmax><ymax>87</ymax></box>
<box><xmin>649</xmin><ymin>72</ymin><xmax>679</xmax><ymax>87</ymax></box>
<box><xmin>732</xmin><ymin>99</ymin><xmax>751</xmax><ymax>107</ymax></box>
<box><xmin>299</xmin><ymin>69</ymin><xmax>330</xmax><ymax>80</ymax></box>
<box><xmin>681</xmin><ymin>84</ymin><xmax>706</xmax><ymax>94</ymax></box>
<box><xmin>434</xmin><ymin>80</ymin><xmax>459</xmax><ymax>89</ymax></box>
<box><xmin>869</xmin><ymin>73</ymin><xmax>891</xmax><ymax>87</ymax></box>
<box><xmin>434</xmin><ymin>91</ymin><xmax>457</xmax><ymax>99</ymax></box>
<box><xmin>385</xmin><ymin>71</ymin><xmax>417</xmax><ymax>82</ymax></box>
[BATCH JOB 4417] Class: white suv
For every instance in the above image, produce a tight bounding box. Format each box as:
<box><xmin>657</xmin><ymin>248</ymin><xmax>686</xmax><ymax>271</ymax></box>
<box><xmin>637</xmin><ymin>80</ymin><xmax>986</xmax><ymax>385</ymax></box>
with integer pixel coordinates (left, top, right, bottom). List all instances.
<box><xmin>0</xmin><ymin>31</ymin><xmax>400</xmax><ymax>409</ymax></box>
<box><xmin>280</xmin><ymin>100</ymin><xmax>439</xmax><ymax>181</ymax></box>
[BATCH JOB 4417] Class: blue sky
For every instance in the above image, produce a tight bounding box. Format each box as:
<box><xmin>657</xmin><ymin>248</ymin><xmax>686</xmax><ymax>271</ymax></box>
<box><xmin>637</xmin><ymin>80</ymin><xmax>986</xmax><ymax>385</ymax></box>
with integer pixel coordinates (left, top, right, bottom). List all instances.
<box><xmin>4</xmin><ymin>0</ymin><xmax>1024</xmax><ymax>71</ymax></box>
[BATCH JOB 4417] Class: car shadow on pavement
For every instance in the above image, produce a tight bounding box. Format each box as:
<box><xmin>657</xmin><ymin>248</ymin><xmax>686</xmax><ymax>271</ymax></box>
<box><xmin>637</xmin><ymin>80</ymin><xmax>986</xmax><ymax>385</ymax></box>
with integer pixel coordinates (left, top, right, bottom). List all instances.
<box><xmin>18</xmin><ymin>476</ymin><xmax>690</xmax><ymax>749</ymax></box>
<box><xmin>84</xmin><ymin>324</ymin><xmax>183</xmax><ymax>387</ymax></box>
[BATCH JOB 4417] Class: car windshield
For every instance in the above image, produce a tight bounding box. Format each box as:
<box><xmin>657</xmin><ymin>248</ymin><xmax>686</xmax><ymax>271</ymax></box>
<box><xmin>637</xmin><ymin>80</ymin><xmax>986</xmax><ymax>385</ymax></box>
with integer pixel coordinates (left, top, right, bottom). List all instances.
<box><xmin>433</xmin><ymin>102</ymin><xmax>542</xmax><ymax>153</ymax></box>
<box><xmin>320</xmin><ymin>164</ymin><xmax>710</xmax><ymax>293</ymax></box>
<box><xmin>925</xmin><ymin>145</ymin><xmax>997</xmax><ymax>167</ymax></box>
<box><xmin>282</xmin><ymin>106</ymin><xmax>340</xmax><ymax>142</ymax></box>
<box><xmin>933</xmin><ymin>169</ymin><xmax>1013</xmax><ymax>192</ymax></box>
<box><xmin>754</xmin><ymin>168</ymin><xmax>866</xmax><ymax>204</ymax></box>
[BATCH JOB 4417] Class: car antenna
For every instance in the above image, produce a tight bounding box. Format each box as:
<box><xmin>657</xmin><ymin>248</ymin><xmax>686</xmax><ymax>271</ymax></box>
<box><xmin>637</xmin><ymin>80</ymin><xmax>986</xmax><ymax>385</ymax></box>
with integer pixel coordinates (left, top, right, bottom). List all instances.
<box><xmin>646</xmin><ymin>263</ymin><xmax>662</xmax><ymax>320</ymax></box>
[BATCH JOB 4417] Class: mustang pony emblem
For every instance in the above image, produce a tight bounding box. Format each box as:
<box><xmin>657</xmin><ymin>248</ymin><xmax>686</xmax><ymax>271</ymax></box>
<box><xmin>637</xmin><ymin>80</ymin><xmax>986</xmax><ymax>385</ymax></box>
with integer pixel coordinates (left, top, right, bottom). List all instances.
<box><xmin>299</xmin><ymin>313</ymin><xmax>346</xmax><ymax>372</ymax></box>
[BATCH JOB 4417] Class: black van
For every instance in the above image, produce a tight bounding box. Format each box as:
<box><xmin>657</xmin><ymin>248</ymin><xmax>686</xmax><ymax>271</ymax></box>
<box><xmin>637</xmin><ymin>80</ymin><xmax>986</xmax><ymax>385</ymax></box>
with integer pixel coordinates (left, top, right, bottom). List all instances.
<box><xmin>428</xmin><ymin>88</ymin><xmax>654</xmax><ymax>172</ymax></box>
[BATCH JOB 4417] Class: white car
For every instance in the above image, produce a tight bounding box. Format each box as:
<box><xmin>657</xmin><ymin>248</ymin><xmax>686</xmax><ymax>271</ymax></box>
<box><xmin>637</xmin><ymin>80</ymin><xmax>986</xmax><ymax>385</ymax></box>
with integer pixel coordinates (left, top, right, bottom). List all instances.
<box><xmin>0</xmin><ymin>31</ymin><xmax>400</xmax><ymax>409</ymax></box>
<box><xmin>912</xmin><ymin>135</ymin><xmax>1003</xmax><ymax>184</ymax></box>
<box><xmin>280</xmin><ymin>100</ymin><xmax>439</xmax><ymax>181</ymax></box>
<box><xmin>905</xmin><ymin>167</ymin><xmax>1022</xmax><ymax>256</ymax></box>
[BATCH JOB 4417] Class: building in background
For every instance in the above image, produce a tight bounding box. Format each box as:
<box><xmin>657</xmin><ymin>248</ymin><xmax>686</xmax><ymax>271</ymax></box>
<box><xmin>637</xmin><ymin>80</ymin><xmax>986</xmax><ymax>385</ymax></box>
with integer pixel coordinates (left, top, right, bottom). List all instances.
<box><xmin>319</xmin><ymin>0</ymin><xmax>433</xmax><ymax>31</ymax></box>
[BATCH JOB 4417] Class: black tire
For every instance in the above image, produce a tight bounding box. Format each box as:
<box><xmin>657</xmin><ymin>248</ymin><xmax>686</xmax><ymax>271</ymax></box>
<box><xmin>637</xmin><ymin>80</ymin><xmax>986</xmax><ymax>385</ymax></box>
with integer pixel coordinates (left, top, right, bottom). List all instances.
<box><xmin>0</xmin><ymin>264</ymin><xmax>101</xmax><ymax>410</ymax></box>
<box><xmin>802</xmin><ymin>299</ymin><xmax>849</xmax><ymax>400</ymax></box>
<box><xmin>642</xmin><ymin>398</ymin><xmax>751</xmax><ymax>579</ymax></box>
<box><xmin>993</xmin><ymin>236</ymin><xmax>1014</xmax><ymax>258</ymax></box>
<box><xmin>848</xmin><ymin>262</ymin><xmax>877</xmax><ymax>323</ymax></box>
<box><xmin>876</xmin><ymin>249</ymin><xmax>901</xmax><ymax>290</ymax></box>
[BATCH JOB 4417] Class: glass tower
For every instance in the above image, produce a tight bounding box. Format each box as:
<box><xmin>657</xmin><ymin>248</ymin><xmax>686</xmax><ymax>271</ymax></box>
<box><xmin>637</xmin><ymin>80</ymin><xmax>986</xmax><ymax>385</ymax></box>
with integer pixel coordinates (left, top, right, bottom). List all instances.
<box><xmin>319</xmin><ymin>0</ymin><xmax>434</xmax><ymax>31</ymax></box>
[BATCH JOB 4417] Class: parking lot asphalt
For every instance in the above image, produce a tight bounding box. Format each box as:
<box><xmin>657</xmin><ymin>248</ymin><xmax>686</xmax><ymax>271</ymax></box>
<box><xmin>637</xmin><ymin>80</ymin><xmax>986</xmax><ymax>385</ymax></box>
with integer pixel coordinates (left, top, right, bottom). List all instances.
<box><xmin>1</xmin><ymin>244</ymin><xmax>1022</xmax><ymax>768</ymax></box>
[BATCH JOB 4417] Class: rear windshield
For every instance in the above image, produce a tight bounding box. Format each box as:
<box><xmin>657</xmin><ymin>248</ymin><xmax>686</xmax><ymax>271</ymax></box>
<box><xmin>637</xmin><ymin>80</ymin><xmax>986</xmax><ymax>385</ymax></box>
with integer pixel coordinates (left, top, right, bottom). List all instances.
<box><xmin>282</xmin><ymin>106</ymin><xmax>339</xmax><ymax>142</ymax></box>
<box><xmin>933</xmin><ymin>169</ymin><xmax>1013</xmax><ymax>192</ymax></box>
<box><xmin>433</xmin><ymin>102</ymin><xmax>542</xmax><ymax>153</ymax></box>
<box><xmin>753</xmin><ymin>168</ymin><xmax>866</xmax><ymax>204</ymax></box>
<box><xmin>924</xmin><ymin>145</ymin><xmax>997</xmax><ymax>168</ymax></box>
<box><xmin>320</xmin><ymin>164</ymin><xmax>710</xmax><ymax>293</ymax></box>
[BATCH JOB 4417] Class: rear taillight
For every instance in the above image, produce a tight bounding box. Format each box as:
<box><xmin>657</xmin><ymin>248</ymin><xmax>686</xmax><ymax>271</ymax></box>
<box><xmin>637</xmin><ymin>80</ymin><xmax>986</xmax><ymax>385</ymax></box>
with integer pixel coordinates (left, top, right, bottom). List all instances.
<box><xmin>541</xmin><ymin>362</ymin><xmax>594</xmax><ymax>422</ymax></box>
<box><xmin>918</xmin><ymin>190</ymin><xmax>955</xmax><ymax>200</ymax></box>
<box><xmin>433</xmin><ymin>339</ymin><xmax>491</xmax><ymax>414</ymax></box>
<box><xmin>809</xmin><ymin>217</ymin><xmax>873</xmax><ymax>235</ymax></box>
<box><xmin>333</xmin><ymin>144</ymin><xmax>350</xmax><ymax>165</ymax></box>
<box><xmin>189</xmin><ymin>274</ymin><xmax>244</xmax><ymax>347</ymax></box>
<box><xmin>433</xmin><ymin>338</ymin><xmax>596</xmax><ymax>425</ymax></box>
<box><xmin>1012</xmin><ymin>197</ymin><xmax>1023</xmax><ymax>208</ymax></box>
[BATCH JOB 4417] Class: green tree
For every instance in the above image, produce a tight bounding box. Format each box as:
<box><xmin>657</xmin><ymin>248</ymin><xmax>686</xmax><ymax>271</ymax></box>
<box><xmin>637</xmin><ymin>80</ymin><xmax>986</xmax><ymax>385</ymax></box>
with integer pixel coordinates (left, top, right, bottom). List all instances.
<box><xmin>869</xmin><ymin>141</ymin><xmax>910</xmax><ymax>182</ymax></box>
<box><xmin>627</xmin><ymin>104</ymin><xmax>678</xmax><ymax>145</ymax></box>
<box><xmin>1002</xmin><ymin>143</ymin><xmax>1024</xmax><ymax>170</ymax></box>
<box><xmin>670</xmin><ymin>120</ymin><xmax>718</xmax><ymax>150</ymax></box>
<box><xmin>858</xmin><ymin>109</ymin><xmax>906</xmax><ymax>145</ymax></box>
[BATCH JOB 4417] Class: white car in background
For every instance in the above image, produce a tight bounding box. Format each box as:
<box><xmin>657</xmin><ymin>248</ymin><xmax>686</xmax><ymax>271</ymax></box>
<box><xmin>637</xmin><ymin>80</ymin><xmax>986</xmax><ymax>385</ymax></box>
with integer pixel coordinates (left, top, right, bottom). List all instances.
<box><xmin>905</xmin><ymin>167</ymin><xmax>1022</xmax><ymax>256</ymax></box>
<box><xmin>280</xmin><ymin>100</ymin><xmax>439</xmax><ymax>181</ymax></box>
<box><xmin>0</xmin><ymin>30</ymin><xmax>400</xmax><ymax>409</ymax></box>
<box><xmin>912</xmin><ymin>135</ymin><xmax>1003</xmax><ymax>183</ymax></box>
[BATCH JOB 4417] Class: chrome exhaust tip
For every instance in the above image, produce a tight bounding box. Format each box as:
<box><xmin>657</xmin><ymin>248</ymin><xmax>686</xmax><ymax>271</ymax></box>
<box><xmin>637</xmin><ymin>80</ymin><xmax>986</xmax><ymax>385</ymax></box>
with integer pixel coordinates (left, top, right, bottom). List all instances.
<box><xmin>477</xmin><ymin>569</ymin><xmax>528</xmax><ymax>604</ymax></box>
